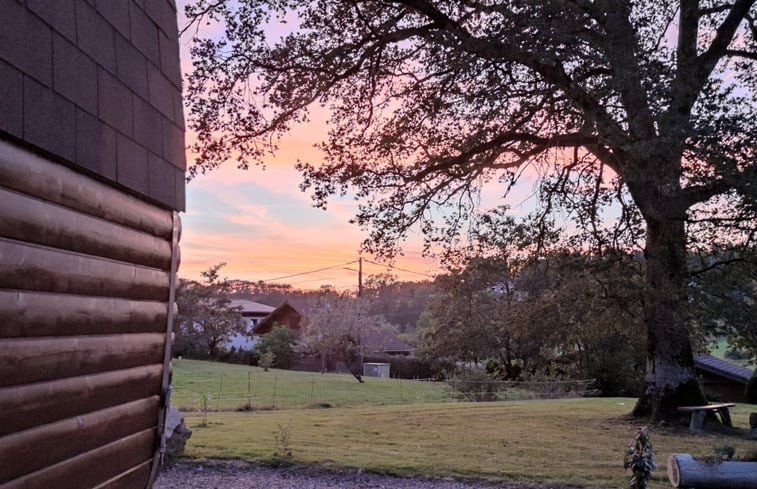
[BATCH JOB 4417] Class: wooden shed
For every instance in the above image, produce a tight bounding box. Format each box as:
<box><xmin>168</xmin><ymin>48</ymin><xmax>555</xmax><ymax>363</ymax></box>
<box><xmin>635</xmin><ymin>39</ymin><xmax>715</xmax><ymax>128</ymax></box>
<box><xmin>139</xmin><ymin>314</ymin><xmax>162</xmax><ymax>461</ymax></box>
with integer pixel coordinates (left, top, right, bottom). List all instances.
<box><xmin>0</xmin><ymin>1</ymin><xmax>185</xmax><ymax>488</ymax></box>
<box><xmin>694</xmin><ymin>354</ymin><xmax>753</xmax><ymax>403</ymax></box>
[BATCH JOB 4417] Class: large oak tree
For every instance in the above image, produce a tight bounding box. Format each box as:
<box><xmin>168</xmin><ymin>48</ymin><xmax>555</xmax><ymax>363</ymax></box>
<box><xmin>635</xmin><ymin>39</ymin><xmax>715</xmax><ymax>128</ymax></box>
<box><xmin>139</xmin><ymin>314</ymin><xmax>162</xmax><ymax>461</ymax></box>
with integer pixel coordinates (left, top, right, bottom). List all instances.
<box><xmin>184</xmin><ymin>0</ymin><xmax>757</xmax><ymax>420</ymax></box>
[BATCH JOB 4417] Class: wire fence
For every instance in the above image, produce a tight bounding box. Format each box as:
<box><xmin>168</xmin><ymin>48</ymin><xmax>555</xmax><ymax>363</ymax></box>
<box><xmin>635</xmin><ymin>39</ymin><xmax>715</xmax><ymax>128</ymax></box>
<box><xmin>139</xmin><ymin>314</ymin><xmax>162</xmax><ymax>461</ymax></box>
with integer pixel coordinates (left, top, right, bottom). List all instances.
<box><xmin>171</xmin><ymin>370</ymin><xmax>597</xmax><ymax>412</ymax></box>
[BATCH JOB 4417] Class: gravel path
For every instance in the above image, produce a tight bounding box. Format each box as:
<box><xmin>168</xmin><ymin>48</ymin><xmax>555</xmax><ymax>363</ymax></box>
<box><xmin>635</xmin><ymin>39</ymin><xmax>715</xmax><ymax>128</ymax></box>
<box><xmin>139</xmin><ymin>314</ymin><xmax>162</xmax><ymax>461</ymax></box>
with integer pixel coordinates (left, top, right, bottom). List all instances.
<box><xmin>154</xmin><ymin>461</ymin><xmax>585</xmax><ymax>489</ymax></box>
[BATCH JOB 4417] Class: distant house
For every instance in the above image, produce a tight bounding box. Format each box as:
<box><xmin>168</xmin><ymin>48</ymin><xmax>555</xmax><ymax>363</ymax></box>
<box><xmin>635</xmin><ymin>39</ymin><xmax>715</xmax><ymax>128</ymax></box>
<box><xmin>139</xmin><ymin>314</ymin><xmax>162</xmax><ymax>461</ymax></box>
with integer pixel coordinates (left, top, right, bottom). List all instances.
<box><xmin>694</xmin><ymin>354</ymin><xmax>753</xmax><ymax>402</ymax></box>
<box><xmin>252</xmin><ymin>301</ymin><xmax>303</xmax><ymax>335</ymax></box>
<box><xmin>362</xmin><ymin>329</ymin><xmax>414</xmax><ymax>356</ymax></box>
<box><xmin>225</xmin><ymin>300</ymin><xmax>275</xmax><ymax>350</ymax></box>
<box><xmin>224</xmin><ymin>299</ymin><xmax>303</xmax><ymax>350</ymax></box>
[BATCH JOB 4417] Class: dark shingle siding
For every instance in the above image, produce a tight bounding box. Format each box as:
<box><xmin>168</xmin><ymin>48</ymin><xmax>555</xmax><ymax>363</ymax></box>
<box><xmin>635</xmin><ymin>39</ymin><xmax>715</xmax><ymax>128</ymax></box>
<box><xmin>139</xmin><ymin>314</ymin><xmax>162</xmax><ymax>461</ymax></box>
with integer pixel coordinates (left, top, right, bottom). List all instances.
<box><xmin>0</xmin><ymin>60</ymin><xmax>24</xmax><ymax>138</ymax></box>
<box><xmin>0</xmin><ymin>0</ymin><xmax>185</xmax><ymax>210</ymax></box>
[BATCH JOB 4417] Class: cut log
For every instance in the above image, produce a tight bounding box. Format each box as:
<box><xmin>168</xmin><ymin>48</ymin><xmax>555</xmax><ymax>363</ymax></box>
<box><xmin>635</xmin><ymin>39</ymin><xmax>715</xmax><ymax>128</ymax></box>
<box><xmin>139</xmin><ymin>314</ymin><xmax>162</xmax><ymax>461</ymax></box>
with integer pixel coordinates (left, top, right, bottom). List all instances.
<box><xmin>668</xmin><ymin>453</ymin><xmax>757</xmax><ymax>488</ymax></box>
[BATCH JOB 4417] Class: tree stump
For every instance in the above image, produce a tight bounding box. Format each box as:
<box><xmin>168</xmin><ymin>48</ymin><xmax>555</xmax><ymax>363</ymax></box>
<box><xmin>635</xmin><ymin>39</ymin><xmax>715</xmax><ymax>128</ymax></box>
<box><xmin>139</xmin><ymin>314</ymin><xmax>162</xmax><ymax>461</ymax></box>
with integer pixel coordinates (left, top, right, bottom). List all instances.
<box><xmin>668</xmin><ymin>454</ymin><xmax>757</xmax><ymax>488</ymax></box>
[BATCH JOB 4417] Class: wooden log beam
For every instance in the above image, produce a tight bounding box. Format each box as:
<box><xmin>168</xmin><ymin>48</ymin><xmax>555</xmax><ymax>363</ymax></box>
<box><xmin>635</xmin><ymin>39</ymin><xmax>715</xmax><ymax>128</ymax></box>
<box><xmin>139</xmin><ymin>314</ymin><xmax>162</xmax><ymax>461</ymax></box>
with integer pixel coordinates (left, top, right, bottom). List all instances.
<box><xmin>0</xmin><ymin>139</ymin><xmax>173</xmax><ymax>238</ymax></box>
<box><xmin>0</xmin><ymin>334</ymin><xmax>166</xmax><ymax>387</ymax></box>
<box><xmin>0</xmin><ymin>187</ymin><xmax>171</xmax><ymax>269</ymax></box>
<box><xmin>0</xmin><ymin>290</ymin><xmax>167</xmax><ymax>338</ymax></box>
<box><xmin>0</xmin><ymin>238</ymin><xmax>169</xmax><ymax>300</ymax></box>
<box><xmin>668</xmin><ymin>453</ymin><xmax>757</xmax><ymax>488</ymax></box>
<box><xmin>0</xmin><ymin>428</ymin><xmax>156</xmax><ymax>489</ymax></box>
<box><xmin>0</xmin><ymin>396</ymin><xmax>159</xmax><ymax>483</ymax></box>
<box><xmin>0</xmin><ymin>364</ymin><xmax>163</xmax><ymax>436</ymax></box>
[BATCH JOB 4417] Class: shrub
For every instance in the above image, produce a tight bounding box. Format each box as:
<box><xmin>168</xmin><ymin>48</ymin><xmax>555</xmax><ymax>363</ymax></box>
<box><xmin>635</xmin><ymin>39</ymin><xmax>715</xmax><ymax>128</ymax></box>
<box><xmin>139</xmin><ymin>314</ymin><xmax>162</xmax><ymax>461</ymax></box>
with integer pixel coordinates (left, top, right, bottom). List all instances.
<box><xmin>447</xmin><ymin>368</ymin><xmax>503</xmax><ymax>401</ymax></box>
<box><xmin>255</xmin><ymin>325</ymin><xmax>296</xmax><ymax>368</ymax></box>
<box><xmin>218</xmin><ymin>346</ymin><xmax>255</xmax><ymax>365</ymax></box>
<box><xmin>482</xmin><ymin>358</ymin><xmax>502</xmax><ymax>377</ymax></box>
<box><xmin>623</xmin><ymin>427</ymin><xmax>656</xmax><ymax>489</ymax></box>
<box><xmin>259</xmin><ymin>348</ymin><xmax>276</xmax><ymax>371</ymax></box>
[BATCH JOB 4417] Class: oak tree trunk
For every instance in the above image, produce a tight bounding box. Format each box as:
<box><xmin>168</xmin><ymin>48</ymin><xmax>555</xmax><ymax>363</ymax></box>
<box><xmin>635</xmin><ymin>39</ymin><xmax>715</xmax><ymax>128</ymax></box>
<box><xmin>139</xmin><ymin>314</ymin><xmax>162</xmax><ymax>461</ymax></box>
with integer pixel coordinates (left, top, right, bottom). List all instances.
<box><xmin>632</xmin><ymin>214</ymin><xmax>707</xmax><ymax>420</ymax></box>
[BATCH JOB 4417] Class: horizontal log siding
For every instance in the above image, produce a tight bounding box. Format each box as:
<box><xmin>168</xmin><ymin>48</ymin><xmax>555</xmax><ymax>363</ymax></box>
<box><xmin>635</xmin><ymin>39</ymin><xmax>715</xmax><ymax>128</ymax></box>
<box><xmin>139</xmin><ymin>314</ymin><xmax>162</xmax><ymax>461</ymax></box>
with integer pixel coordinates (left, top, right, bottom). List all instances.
<box><xmin>0</xmin><ymin>141</ymin><xmax>178</xmax><ymax>488</ymax></box>
<box><xmin>0</xmin><ymin>141</ymin><xmax>173</xmax><ymax>239</ymax></box>
<box><xmin>94</xmin><ymin>462</ymin><xmax>153</xmax><ymax>489</ymax></box>
<box><xmin>0</xmin><ymin>429</ymin><xmax>156</xmax><ymax>489</ymax></box>
<box><xmin>0</xmin><ymin>397</ymin><xmax>160</xmax><ymax>483</ymax></box>
<box><xmin>0</xmin><ymin>365</ymin><xmax>163</xmax><ymax>436</ymax></box>
<box><xmin>0</xmin><ymin>334</ymin><xmax>166</xmax><ymax>387</ymax></box>
<box><xmin>0</xmin><ymin>291</ymin><xmax>166</xmax><ymax>338</ymax></box>
<box><xmin>0</xmin><ymin>187</ymin><xmax>172</xmax><ymax>269</ymax></box>
<box><xmin>0</xmin><ymin>238</ymin><xmax>170</xmax><ymax>300</ymax></box>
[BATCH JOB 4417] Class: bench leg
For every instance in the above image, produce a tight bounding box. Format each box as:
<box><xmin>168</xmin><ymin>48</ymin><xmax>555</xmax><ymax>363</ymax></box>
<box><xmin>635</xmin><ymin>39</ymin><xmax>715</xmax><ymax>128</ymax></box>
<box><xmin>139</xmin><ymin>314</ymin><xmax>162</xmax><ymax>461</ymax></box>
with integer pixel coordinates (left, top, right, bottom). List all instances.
<box><xmin>690</xmin><ymin>410</ymin><xmax>706</xmax><ymax>431</ymax></box>
<box><xmin>717</xmin><ymin>408</ymin><xmax>733</xmax><ymax>427</ymax></box>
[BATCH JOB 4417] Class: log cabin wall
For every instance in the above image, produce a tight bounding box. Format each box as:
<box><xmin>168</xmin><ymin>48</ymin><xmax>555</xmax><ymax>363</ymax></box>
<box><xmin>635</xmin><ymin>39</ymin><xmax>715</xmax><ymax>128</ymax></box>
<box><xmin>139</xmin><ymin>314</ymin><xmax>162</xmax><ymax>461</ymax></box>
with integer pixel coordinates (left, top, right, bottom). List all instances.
<box><xmin>0</xmin><ymin>1</ymin><xmax>185</xmax><ymax>488</ymax></box>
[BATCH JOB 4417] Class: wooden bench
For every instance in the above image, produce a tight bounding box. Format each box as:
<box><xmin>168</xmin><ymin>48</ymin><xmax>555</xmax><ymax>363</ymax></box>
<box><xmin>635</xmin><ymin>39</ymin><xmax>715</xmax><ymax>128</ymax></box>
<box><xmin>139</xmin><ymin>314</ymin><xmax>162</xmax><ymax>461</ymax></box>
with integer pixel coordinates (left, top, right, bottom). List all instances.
<box><xmin>677</xmin><ymin>403</ymin><xmax>735</xmax><ymax>431</ymax></box>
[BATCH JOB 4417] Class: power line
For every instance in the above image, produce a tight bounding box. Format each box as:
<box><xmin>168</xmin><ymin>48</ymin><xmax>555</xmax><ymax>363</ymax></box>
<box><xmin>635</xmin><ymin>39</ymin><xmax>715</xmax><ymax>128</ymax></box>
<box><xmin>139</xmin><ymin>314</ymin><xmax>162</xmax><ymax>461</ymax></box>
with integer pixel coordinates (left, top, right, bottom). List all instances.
<box><xmin>363</xmin><ymin>258</ymin><xmax>435</xmax><ymax>278</ymax></box>
<box><xmin>259</xmin><ymin>260</ymin><xmax>357</xmax><ymax>283</ymax></box>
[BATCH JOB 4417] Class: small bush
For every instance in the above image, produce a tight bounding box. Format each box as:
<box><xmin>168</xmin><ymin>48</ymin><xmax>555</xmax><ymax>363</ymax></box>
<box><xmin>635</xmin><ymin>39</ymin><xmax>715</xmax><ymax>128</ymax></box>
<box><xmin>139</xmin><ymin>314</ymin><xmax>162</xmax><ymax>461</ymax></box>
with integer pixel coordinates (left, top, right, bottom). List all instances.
<box><xmin>218</xmin><ymin>347</ymin><xmax>256</xmax><ymax>365</ymax></box>
<box><xmin>198</xmin><ymin>392</ymin><xmax>212</xmax><ymax>427</ymax></box>
<box><xmin>274</xmin><ymin>422</ymin><xmax>293</xmax><ymax>458</ymax></box>
<box><xmin>624</xmin><ymin>427</ymin><xmax>656</xmax><ymax>489</ymax></box>
<box><xmin>256</xmin><ymin>326</ymin><xmax>296</xmax><ymax>368</ymax></box>
<box><xmin>447</xmin><ymin>368</ymin><xmax>503</xmax><ymax>402</ymax></box>
<box><xmin>259</xmin><ymin>348</ymin><xmax>276</xmax><ymax>371</ymax></box>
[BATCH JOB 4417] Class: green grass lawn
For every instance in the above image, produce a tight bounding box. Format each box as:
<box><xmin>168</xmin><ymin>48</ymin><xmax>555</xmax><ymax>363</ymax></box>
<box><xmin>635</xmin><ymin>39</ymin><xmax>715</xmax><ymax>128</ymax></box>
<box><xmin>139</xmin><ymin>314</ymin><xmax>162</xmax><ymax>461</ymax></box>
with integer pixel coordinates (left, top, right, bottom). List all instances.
<box><xmin>172</xmin><ymin>359</ymin><xmax>757</xmax><ymax>488</ymax></box>
<box><xmin>178</xmin><ymin>397</ymin><xmax>757</xmax><ymax>489</ymax></box>
<box><xmin>171</xmin><ymin>359</ymin><xmax>453</xmax><ymax>411</ymax></box>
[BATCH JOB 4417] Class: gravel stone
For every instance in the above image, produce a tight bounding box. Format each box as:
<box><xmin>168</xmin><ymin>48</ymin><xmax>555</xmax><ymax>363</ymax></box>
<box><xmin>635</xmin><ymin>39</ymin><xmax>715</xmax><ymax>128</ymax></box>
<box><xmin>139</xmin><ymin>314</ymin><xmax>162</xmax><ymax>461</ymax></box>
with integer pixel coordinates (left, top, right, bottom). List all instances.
<box><xmin>154</xmin><ymin>461</ymin><xmax>585</xmax><ymax>489</ymax></box>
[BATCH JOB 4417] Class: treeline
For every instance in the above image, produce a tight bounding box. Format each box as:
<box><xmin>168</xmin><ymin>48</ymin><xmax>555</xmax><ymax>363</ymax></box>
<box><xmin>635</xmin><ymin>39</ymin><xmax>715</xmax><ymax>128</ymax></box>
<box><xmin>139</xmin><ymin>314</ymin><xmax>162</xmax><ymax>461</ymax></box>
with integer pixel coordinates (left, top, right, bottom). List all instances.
<box><xmin>173</xmin><ymin>250</ymin><xmax>756</xmax><ymax>396</ymax></box>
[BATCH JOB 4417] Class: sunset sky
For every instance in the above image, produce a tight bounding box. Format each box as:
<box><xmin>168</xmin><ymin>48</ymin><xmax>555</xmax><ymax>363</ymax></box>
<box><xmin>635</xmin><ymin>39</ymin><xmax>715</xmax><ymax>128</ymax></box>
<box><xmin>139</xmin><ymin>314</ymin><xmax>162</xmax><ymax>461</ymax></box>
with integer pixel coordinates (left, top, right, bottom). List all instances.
<box><xmin>175</xmin><ymin>3</ymin><xmax>443</xmax><ymax>290</ymax></box>
<box><xmin>173</xmin><ymin>3</ymin><xmax>625</xmax><ymax>291</ymax></box>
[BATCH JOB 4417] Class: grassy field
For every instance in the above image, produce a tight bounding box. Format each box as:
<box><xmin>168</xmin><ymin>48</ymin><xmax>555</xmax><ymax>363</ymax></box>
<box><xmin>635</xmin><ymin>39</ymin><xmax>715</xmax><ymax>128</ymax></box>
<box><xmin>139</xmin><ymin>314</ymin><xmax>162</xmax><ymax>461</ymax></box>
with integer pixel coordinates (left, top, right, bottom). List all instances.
<box><xmin>171</xmin><ymin>359</ymin><xmax>452</xmax><ymax>411</ymax></box>
<box><xmin>178</xmin><ymin>400</ymin><xmax>757</xmax><ymax>488</ymax></box>
<box><xmin>173</xmin><ymin>360</ymin><xmax>757</xmax><ymax>488</ymax></box>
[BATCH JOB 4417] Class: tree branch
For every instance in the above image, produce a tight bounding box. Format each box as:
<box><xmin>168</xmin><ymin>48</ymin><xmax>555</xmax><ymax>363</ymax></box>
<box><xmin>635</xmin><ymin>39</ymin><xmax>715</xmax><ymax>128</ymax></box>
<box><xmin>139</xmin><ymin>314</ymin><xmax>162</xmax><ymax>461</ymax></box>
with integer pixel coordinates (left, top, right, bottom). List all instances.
<box><xmin>412</xmin><ymin>132</ymin><xmax>598</xmax><ymax>182</ymax></box>
<box><xmin>725</xmin><ymin>48</ymin><xmax>757</xmax><ymax>59</ymax></box>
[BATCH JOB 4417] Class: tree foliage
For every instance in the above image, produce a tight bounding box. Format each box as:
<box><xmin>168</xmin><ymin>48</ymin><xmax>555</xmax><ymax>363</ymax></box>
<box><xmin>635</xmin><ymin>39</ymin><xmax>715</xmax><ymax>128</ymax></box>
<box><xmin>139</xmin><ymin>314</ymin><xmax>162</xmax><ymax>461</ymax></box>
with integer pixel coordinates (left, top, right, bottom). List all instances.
<box><xmin>256</xmin><ymin>325</ymin><xmax>297</xmax><ymax>368</ymax></box>
<box><xmin>419</xmin><ymin>253</ymin><xmax>646</xmax><ymax>395</ymax></box>
<box><xmin>297</xmin><ymin>292</ymin><xmax>387</xmax><ymax>382</ymax></box>
<box><xmin>688</xmin><ymin>250</ymin><xmax>757</xmax><ymax>360</ymax></box>
<box><xmin>362</xmin><ymin>274</ymin><xmax>435</xmax><ymax>334</ymax></box>
<box><xmin>175</xmin><ymin>263</ymin><xmax>246</xmax><ymax>358</ymax></box>
<box><xmin>184</xmin><ymin>0</ymin><xmax>757</xmax><ymax>419</ymax></box>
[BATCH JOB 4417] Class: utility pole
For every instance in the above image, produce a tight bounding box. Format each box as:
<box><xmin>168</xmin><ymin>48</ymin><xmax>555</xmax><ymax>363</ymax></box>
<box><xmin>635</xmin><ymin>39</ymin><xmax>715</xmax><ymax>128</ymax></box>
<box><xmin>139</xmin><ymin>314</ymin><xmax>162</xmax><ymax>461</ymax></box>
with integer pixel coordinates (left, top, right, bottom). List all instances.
<box><xmin>358</xmin><ymin>256</ymin><xmax>363</xmax><ymax>297</ymax></box>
